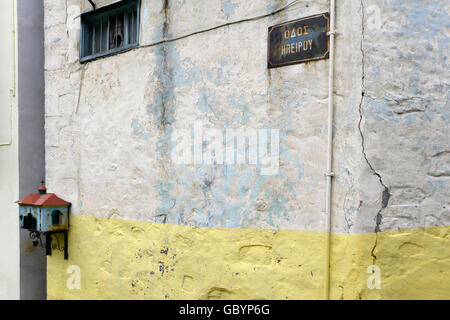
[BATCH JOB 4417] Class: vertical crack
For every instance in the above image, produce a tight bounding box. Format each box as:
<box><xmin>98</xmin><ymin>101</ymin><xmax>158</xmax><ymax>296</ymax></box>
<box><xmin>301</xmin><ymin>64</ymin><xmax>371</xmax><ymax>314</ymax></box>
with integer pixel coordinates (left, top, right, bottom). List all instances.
<box><xmin>158</xmin><ymin>0</ymin><xmax>170</xmax><ymax>130</ymax></box>
<box><xmin>358</xmin><ymin>0</ymin><xmax>390</xmax><ymax>262</ymax></box>
<box><xmin>163</xmin><ymin>0</ymin><xmax>169</xmax><ymax>37</ymax></box>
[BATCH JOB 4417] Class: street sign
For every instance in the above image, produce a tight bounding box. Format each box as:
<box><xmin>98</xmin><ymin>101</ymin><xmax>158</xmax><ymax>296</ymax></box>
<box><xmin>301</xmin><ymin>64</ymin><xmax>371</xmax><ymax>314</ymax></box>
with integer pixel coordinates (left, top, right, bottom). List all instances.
<box><xmin>268</xmin><ymin>13</ymin><xmax>330</xmax><ymax>68</ymax></box>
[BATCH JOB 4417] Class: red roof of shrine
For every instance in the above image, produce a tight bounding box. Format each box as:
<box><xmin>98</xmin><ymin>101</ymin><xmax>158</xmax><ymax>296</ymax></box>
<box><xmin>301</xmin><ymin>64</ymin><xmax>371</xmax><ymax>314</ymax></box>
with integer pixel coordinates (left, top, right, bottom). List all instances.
<box><xmin>17</xmin><ymin>185</ymin><xmax>70</xmax><ymax>207</ymax></box>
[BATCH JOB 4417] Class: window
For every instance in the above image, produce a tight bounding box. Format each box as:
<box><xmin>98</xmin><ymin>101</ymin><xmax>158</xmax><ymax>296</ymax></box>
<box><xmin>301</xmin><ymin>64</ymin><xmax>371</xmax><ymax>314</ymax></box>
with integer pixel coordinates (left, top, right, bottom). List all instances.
<box><xmin>51</xmin><ymin>210</ymin><xmax>62</xmax><ymax>225</ymax></box>
<box><xmin>23</xmin><ymin>213</ymin><xmax>30</xmax><ymax>229</ymax></box>
<box><xmin>24</xmin><ymin>213</ymin><xmax>37</xmax><ymax>230</ymax></box>
<box><xmin>80</xmin><ymin>0</ymin><xmax>140</xmax><ymax>62</ymax></box>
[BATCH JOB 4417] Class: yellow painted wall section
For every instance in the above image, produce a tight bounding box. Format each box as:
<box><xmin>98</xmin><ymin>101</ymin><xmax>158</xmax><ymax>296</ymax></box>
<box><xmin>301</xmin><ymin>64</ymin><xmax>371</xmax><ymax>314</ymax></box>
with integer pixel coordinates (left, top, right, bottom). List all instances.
<box><xmin>330</xmin><ymin>226</ymin><xmax>449</xmax><ymax>300</ymax></box>
<box><xmin>47</xmin><ymin>215</ymin><xmax>450</xmax><ymax>300</ymax></box>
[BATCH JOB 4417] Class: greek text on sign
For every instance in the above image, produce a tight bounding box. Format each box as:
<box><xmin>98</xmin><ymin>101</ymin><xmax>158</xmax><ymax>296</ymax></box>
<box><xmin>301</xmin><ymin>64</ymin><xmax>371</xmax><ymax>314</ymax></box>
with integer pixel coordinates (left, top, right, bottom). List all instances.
<box><xmin>268</xmin><ymin>13</ymin><xmax>330</xmax><ymax>68</ymax></box>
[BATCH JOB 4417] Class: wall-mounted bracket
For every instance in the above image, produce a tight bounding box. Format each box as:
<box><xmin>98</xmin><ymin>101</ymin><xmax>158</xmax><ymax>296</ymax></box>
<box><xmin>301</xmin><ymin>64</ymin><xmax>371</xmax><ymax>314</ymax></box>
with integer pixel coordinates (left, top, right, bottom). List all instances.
<box><xmin>45</xmin><ymin>231</ymin><xmax>68</xmax><ymax>260</ymax></box>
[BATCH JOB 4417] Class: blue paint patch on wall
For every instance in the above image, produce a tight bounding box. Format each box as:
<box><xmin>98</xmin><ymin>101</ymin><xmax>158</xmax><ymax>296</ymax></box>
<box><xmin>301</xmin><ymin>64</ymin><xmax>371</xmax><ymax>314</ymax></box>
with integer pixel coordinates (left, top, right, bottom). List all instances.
<box><xmin>131</xmin><ymin>119</ymin><xmax>149</xmax><ymax>140</ymax></box>
<box><xmin>221</xmin><ymin>0</ymin><xmax>239</xmax><ymax>19</ymax></box>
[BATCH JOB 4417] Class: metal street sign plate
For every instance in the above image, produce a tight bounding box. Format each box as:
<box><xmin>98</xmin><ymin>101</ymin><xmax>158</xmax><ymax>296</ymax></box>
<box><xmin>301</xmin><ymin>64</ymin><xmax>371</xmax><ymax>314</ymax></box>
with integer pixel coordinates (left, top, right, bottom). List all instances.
<box><xmin>268</xmin><ymin>13</ymin><xmax>330</xmax><ymax>68</ymax></box>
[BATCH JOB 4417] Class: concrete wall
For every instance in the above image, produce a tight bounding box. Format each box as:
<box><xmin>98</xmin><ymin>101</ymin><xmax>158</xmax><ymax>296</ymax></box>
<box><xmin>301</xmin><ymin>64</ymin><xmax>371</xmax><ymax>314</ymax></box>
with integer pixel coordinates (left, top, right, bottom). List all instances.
<box><xmin>44</xmin><ymin>0</ymin><xmax>449</xmax><ymax>299</ymax></box>
<box><xmin>0</xmin><ymin>0</ymin><xmax>20</xmax><ymax>300</ymax></box>
<box><xmin>17</xmin><ymin>0</ymin><xmax>46</xmax><ymax>300</ymax></box>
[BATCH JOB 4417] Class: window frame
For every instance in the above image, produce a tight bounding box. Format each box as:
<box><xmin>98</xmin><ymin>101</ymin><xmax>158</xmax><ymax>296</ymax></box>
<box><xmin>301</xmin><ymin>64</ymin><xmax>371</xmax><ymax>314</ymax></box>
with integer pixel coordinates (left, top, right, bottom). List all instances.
<box><xmin>80</xmin><ymin>0</ymin><xmax>141</xmax><ymax>63</ymax></box>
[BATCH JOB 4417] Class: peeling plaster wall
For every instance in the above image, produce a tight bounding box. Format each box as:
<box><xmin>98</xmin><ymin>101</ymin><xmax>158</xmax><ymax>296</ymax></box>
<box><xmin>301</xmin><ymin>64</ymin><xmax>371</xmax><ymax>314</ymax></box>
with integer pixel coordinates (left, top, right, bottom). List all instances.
<box><xmin>357</xmin><ymin>0</ymin><xmax>450</xmax><ymax>234</ymax></box>
<box><xmin>46</xmin><ymin>0</ymin><xmax>353</xmax><ymax>232</ymax></box>
<box><xmin>44</xmin><ymin>0</ymin><xmax>449</xmax><ymax>299</ymax></box>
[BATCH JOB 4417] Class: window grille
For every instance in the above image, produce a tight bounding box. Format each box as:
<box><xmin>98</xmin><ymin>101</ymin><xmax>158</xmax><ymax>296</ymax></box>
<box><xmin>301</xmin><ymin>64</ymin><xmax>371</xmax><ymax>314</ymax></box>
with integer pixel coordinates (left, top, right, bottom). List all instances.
<box><xmin>80</xmin><ymin>0</ymin><xmax>140</xmax><ymax>62</ymax></box>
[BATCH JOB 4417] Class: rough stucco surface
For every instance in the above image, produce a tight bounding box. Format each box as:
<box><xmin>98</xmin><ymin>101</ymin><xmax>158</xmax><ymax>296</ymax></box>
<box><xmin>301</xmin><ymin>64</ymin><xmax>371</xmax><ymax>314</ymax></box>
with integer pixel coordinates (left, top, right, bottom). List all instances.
<box><xmin>45</xmin><ymin>0</ymin><xmax>356</xmax><ymax>233</ymax></box>
<box><xmin>48</xmin><ymin>216</ymin><xmax>449</xmax><ymax>299</ymax></box>
<box><xmin>44</xmin><ymin>0</ymin><xmax>449</xmax><ymax>232</ymax></box>
<box><xmin>44</xmin><ymin>0</ymin><xmax>449</xmax><ymax>299</ymax></box>
<box><xmin>358</xmin><ymin>0</ymin><xmax>450</xmax><ymax>234</ymax></box>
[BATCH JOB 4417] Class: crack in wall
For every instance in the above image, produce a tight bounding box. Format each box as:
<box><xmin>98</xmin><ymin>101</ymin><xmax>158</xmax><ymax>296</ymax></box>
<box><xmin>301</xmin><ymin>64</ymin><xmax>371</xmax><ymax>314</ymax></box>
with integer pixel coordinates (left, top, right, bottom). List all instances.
<box><xmin>157</xmin><ymin>0</ymin><xmax>171</xmax><ymax>130</ymax></box>
<box><xmin>358</xmin><ymin>0</ymin><xmax>391</xmax><ymax>261</ymax></box>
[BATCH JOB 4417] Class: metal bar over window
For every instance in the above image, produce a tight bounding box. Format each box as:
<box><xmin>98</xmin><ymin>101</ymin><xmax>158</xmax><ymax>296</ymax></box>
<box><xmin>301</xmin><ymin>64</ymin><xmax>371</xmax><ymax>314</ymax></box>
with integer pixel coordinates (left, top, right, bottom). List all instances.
<box><xmin>80</xmin><ymin>0</ymin><xmax>140</xmax><ymax>62</ymax></box>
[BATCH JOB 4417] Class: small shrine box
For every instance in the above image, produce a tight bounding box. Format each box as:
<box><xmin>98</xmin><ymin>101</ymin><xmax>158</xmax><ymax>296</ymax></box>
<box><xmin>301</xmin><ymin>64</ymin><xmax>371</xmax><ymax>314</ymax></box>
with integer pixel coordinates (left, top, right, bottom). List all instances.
<box><xmin>17</xmin><ymin>184</ymin><xmax>70</xmax><ymax>233</ymax></box>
